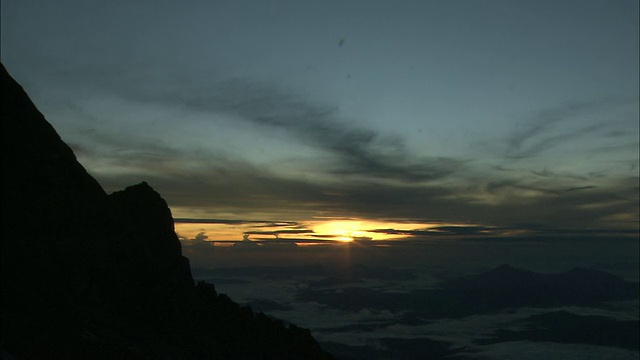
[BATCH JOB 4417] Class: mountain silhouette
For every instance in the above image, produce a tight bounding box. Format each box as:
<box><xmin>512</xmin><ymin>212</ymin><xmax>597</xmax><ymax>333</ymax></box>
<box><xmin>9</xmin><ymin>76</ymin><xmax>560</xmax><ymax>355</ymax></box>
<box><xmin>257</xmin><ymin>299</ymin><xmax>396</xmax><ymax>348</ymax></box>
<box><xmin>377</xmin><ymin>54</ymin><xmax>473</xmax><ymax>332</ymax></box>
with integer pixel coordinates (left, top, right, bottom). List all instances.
<box><xmin>0</xmin><ymin>63</ymin><xmax>334</xmax><ymax>359</ymax></box>
<box><xmin>298</xmin><ymin>264</ymin><xmax>639</xmax><ymax>319</ymax></box>
<box><xmin>477</xmin><ymin>310</ymin><xmax>639</xmax><ymax>351</ymax></box>
<box><xmin>437</xmin><ymin>264</ymin><xmax>639</xmax><ymax>309</ymax></box>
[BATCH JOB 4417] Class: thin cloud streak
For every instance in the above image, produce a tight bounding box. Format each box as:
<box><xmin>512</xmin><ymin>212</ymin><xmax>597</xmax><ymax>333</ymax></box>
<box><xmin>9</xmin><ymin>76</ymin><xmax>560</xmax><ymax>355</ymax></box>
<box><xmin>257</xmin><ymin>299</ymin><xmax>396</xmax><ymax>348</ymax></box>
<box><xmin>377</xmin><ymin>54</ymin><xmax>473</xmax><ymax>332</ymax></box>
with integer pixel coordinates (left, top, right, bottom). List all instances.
<box><xmin>369</xmin><ymin>225</ymin><xmax>639</xmax><ymax>239</ymax></box>
<box><xmin>175</xmin><ymin>218</ymin><xmax>299</xmax><ymax>226</ymax></box>
<box><xmin>506</xmin><ymin>98</ymin><xmax>637</xmax><ymax>159</ymax></box>
<box><xmin>244</xmin><ymin>229</ymin><xmax>314</xmax><ymax>237</ymax></box>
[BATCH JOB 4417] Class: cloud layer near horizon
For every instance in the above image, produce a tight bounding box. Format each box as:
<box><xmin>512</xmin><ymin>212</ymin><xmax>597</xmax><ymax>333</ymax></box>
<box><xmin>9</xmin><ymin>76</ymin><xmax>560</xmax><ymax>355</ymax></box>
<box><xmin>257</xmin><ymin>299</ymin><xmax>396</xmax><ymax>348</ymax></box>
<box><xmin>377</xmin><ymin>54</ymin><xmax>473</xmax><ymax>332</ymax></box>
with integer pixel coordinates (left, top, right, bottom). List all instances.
<box><xmin>14</xmin><ymin>64</ymin><xmax>636</xmax><ymax>236</ymax></box>
<box><xmin>45</xmin><ymin>69</ymin><xmax>638</xmax><ymax>233</ymax></box>
<box><xmin>2</xmin><ymin>0</ymin><xmax>637</xmax><ymax>239</ymax></box>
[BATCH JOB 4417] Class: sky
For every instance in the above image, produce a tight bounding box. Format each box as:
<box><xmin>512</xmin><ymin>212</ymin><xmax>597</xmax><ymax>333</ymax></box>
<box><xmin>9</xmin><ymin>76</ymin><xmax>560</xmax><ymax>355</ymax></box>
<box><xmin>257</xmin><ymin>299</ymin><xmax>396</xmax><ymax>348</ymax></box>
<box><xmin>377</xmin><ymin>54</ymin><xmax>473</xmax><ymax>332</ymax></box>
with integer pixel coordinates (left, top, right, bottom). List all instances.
<box><xmin>1</xmin><ymin>0</ymin><xmax>638</xmax><ymax>244</ymax></box>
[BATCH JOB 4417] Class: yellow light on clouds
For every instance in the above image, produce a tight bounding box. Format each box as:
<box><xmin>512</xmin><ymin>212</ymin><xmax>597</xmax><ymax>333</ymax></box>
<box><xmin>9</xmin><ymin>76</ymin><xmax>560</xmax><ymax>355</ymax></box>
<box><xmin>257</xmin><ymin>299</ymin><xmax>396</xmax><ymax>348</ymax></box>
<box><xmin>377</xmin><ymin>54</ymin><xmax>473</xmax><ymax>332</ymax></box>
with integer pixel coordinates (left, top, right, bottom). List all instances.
<box><xmin>171</xmin><ymin>206</ymin><xmax>481</xmax><ymax>243</ymax></box>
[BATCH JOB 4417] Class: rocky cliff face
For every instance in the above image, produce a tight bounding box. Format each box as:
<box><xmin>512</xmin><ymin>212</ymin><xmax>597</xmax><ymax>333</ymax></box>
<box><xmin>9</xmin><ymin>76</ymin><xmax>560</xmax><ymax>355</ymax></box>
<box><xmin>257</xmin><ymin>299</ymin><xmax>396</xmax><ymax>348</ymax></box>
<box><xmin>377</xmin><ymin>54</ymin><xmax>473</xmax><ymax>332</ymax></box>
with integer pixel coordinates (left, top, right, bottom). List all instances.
<box><xmin>1</xmin><ymin>63</ymin><xmax>333</xmax><ymax>359</ymax></box>
<box><xmin>106</xmin><ymin>182</ymin><xmax>194</xmax><ymax>292</ymax></box>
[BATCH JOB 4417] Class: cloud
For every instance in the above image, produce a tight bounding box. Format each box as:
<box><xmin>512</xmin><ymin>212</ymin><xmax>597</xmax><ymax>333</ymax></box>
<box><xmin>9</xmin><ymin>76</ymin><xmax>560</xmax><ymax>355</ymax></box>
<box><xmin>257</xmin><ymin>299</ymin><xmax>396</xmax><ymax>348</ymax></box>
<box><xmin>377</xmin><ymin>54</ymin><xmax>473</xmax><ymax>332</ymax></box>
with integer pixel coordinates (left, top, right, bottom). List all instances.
<box><xmin>564</xmin><ymin>186</ymin><xmax>597</xmax><ymax>193</ymax></box>
<box><xmin>369</xmin><ymin>223</ymin><xmax>639</xmax><ymax>241</ymax></box>
<box><xmin>506</xmin><ymin>98</ymin><xmax>637</xmax><ymax>159</ymax></box>
<box><xmin>20</xmin><ymin>64</ymin><xmax>638</xmax><ymax>234</ymax></box>
<box><xmin>485</xmin><ymin>179</ymin><xmax>587</xmax><ymax>196</ymax></box>
<box><xmin>244</xmin><ymin>229</ymin><xmax>315</xmax><ymax>238</ymax></box>
<box><xmin>175</xmin><ymin>218</ymin><xmax>300</xmax><ymax>227</ymax></box>
<box><xmin>91</xmin><ymin>156</ymin><xmax>638</xmax><ymax>233</ymax></box>
<box><xmin>367</xmin><ymin>228</ymin><xmax>460</xmax><ymax>236</ymax></box>
<box><xmin>45</xmin><ymin>64</ymin><xmax>464</xmax><ymax>184</ymax></box>
<box><xmin>160</xmin><ymin>78</ymin><xmax>465</xmax><ymax>183</ymax></box>
<box><xmin>194</xmin><ymin>231</ymin><xmax>209</xmax><ymax>242</ymax></box>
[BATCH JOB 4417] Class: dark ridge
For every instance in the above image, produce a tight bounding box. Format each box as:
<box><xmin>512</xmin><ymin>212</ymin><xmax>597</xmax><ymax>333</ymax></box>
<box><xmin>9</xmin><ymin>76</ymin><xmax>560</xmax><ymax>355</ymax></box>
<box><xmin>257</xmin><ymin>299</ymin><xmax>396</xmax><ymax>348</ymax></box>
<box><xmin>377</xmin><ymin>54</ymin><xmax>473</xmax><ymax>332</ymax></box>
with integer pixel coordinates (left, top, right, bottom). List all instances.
<box><xmin>297</xmin><ymin>264</ymin><xmax>639</xmax><ymax>319</ymax></box>
<box><xmin>437</xmin><ymin>264</ymin><xmax>639</xmax><ymax>307</ymax></box>
<box><xmin>0</xmin><ymin>63</ymin><xmax>334</xmax><ymax>359</ymax></box>
<box><xmin>477</xmin><ymin>310</ymin><xmax>639</xmax><ymax>350</ymax></box>
<box><xmin>320</xmin><ymin>338</ymin><xmax>453</xmax><ymax>360</ymax></box>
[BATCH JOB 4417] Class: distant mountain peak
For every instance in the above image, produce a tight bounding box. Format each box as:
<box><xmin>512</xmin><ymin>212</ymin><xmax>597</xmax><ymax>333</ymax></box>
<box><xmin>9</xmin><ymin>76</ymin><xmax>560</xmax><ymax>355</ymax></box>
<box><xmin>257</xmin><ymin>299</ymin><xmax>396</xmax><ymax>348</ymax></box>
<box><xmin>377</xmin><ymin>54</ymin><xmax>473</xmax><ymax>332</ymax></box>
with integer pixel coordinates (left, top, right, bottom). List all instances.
<box><xmin>491</xmin><ymin>264</ymin><xmax>521</xmax><ymax>272</ymax></box>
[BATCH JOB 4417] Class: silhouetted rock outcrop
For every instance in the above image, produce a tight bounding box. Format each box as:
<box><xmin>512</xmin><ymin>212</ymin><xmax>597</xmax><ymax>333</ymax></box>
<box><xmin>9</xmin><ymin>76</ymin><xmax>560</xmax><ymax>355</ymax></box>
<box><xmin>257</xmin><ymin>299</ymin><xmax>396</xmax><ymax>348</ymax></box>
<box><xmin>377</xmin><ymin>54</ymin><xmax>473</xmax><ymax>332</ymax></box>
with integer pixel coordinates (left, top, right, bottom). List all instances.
<box><xmin>1</xmin><ymin>63</ymin><xmax>333</xmax><ymax>359</ymax></box>
<box><xmin>106</xmin><ymin>181</ymin><xmax>194</xmax><ymax>293</ymax></box>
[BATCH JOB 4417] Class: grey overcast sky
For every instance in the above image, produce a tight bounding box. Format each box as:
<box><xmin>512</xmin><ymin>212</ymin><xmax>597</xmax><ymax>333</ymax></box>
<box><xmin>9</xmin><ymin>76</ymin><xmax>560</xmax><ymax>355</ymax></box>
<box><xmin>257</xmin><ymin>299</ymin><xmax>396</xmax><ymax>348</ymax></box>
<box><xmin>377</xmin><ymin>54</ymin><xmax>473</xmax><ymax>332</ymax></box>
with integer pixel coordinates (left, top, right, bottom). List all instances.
<box><xmin>1</xmin><ymin>0</ymin><xmax>638</xmax><ymax>241</ymax></box>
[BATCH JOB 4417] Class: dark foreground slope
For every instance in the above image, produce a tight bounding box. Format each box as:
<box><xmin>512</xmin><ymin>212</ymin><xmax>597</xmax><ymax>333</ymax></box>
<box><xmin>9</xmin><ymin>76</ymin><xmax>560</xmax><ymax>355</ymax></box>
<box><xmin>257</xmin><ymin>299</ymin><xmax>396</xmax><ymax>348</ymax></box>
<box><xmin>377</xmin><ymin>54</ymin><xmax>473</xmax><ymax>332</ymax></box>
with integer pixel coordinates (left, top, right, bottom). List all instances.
<box><xmin>0</xmin><ymin>63</ymin><xmax>333</xmax><ymax>359</ymax></box>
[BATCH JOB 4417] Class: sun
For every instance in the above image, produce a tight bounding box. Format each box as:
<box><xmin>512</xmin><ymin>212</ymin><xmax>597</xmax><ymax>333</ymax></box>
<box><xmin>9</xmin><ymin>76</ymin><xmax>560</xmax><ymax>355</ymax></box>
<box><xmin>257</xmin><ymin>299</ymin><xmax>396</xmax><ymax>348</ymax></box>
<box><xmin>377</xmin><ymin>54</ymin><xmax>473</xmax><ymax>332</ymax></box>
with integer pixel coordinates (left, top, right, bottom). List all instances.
<box><xmin>312</xmin><ymin>220</ymin><xmax>366</xmax><ymax>242</ymax></box>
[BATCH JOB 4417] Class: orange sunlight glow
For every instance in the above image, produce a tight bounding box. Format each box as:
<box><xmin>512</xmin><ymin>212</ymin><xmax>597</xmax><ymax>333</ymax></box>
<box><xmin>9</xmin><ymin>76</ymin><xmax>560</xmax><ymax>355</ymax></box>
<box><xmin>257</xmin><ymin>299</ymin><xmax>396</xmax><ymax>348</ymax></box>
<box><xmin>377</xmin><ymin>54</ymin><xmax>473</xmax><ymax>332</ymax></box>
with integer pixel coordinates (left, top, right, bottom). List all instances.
<box><xmin>312</xmin><ymin>220</ymin><xmax>363</xmax><ymax>241</ymax></box>
<box><xmin>172</xmin><ymin>209</ymin><xmax>482</xmax><ymax>243</ymax></box>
